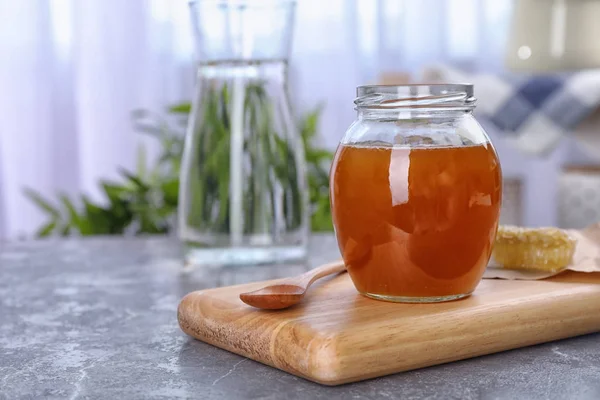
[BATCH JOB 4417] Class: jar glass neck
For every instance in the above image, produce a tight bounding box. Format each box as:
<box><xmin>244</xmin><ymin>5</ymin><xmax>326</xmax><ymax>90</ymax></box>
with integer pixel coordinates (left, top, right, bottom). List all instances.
<box><xmin>357</xmin><ymin>108</ymin><xmax>473</xmax><ymax>120</ymax></box>
<box><xmin>354</xmin><ymin>84</ymin><xmax>476</xmax><ymax>120</ymax></box>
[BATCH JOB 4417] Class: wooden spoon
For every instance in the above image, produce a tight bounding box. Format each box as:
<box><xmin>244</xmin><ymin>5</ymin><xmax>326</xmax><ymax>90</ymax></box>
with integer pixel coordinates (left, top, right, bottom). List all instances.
<box><xmin>239</xmin><ymin>260</ymin><xmax>346</xmax><ymax>310</ymax></box>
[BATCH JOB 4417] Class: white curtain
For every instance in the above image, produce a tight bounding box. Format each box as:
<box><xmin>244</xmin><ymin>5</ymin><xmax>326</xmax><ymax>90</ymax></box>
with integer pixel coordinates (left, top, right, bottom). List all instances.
<box><xmin>0</xmin><ymin>0</ymin><xmax>513</xmax><ymax>240</ymax></box>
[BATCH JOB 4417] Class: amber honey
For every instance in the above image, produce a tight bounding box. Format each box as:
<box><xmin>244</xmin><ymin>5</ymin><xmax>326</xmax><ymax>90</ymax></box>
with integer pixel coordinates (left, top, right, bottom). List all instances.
<box><xmin>330</xmin><ymin>143</ymin><xmax>502</xmax><ymax>301</ymax></box>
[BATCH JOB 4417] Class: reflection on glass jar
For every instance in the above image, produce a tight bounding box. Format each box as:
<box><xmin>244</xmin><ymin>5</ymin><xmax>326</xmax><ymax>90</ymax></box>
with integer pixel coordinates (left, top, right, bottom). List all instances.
<box><xmin>330</xmin><ymin>84</ymin><xmax>502</xmax><ymax>303</ymax></box>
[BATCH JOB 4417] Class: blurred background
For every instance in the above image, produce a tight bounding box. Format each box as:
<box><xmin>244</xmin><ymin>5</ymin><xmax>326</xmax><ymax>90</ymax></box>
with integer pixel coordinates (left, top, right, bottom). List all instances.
<box><xmin>1</xmin><ymin>0</ymin><xmax>600</xmax><ymax>241</ymax></box>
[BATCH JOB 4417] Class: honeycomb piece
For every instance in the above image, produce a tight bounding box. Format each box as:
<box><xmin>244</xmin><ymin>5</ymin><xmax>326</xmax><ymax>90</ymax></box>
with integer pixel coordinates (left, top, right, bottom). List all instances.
<box><xmin>492</xmin><ymin>225</ymin><xmax>576</xmax><ymax>272</ymax></box>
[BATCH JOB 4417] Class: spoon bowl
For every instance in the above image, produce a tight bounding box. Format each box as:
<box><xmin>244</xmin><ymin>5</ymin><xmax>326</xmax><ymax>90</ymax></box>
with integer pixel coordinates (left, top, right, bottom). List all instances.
<box><xmin>239</xmin><ymin>261</ymin><xmax>346</xmax><ymax>310</ymax></box>
<box><xmin>239</xmin><ymin>284</ymin><xmax>306</xmax><ymax>310</ymax></box>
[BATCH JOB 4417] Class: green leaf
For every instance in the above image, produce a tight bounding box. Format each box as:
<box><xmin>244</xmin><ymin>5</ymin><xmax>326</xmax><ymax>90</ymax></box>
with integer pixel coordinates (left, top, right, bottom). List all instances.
<box><xmin>60</xmin><ymin>195</ymin><xmax>81</xmax><ymax>227</ymax></box>
<box><xmin>23</xmin><ymin>189</ymin><xmax>60</xmax><ymax>217</ymax></box>
<box><xmin>60</xmin><ymin>223</ymin><xmax>71</xmax><ymax>236</ymax></box>
<box><xmin>119</xmin><ymin>168</ymin><xmax>149</xmax><ymax>191</ymax></box>
<box><xmin>216</xmin><ymin>173</ymin><xmax>229</xmax><ymax>226</ymax></box>
<box><xmin>168</xmin><ymin>103</ymin><xmax>192</xmax><ymax>114</ymax></box>
<box><xmin>101</xmin><ymin>181</ymin><xmax>127</xmax><ymax>202</ymax></box>
<box><xmin>36</xmin><ymin>220</ymin><xmax>57</xmax><ymax>237</ymax></box>
<box><xmin>300</xmin><ymin>107</ymin><xmax>322</xmax><ymax>144</ymax></box>
<box><xmin>132</xmin><ymin>203</ymin><xmax>167</xmax><ymax>235</ymax></box>
<box><xmin>161</xmin><ymin>178</ymin><xmax>179</xmax><ymax>206</ymax></box>
<box><xmin>131</xmin><ymin>109</ymin><xmax>172</xmax><ymax>139</ymax></box>
<box><xmin>82</xmin><ymin>196</ymin><xmax>111</xmax><ymax>235</ymax></box>
<box><xmin>136</xmin><ymin>144</ymin><xmax>148</xmax><ymax>179</ymax></box>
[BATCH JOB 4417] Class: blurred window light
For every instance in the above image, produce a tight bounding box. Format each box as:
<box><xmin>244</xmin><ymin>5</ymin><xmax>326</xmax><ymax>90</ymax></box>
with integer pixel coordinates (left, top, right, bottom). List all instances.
<box><xmin>300</xmin><ymin>0</ymin><xmax>343</xmax><ymax>20</ymax></box>
<box><xmin>483</xmin><ymin>0</ymin><xmax>512</xmax><ymax>26</ymax></box>
<box><xmin>150</xmin><ymin>0</ymin><xmax>170</xmax><ymax>22</ymax></box>
<box><xmin>446</xmin><ymin>0</ymin><xmax>478</xmax><ymax>59</ymax></box>
<box><xmin>356</xmin><ymin>0</ymin><xmax>379</xmax><ymax>57</ymax></box>
<box><xmin>49</xmin><ymin>0</ymin><xmax>73</xmax><ymax>59</ymax></box>
<box><xmin>518</xmin><ymin>45</ymin><xmax>532</xmax><ymax>60</ymax></box>
<box><xmin>171</xmin><ymin>0</ymin><xmax>194</xmax><ymax>59</ymax></box>
<box><xmin>382</xmin><ymin>0</ymin><xmax>404</xmax><ymax>52</ymax></box>
<box><xmin>295</xmin><ymin>0</ymin><xmax>344</xmax><ymax>52</ymax></box>
<box><xmin>549</xmin><ymin>0</ymin><xmax>567</xmax><ymax>59</ymax></box>
<box><xmin>149</xmin><ymin>0</ymin><xmax>194</xmax><ymax>60</ymax></box>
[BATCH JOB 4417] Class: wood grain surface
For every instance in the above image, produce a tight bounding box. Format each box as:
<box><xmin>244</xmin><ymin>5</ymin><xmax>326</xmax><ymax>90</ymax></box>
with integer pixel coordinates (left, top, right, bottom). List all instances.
<box><xmin>177</xmin><ymin>271</ymin><xmax>600</xmax><ymax>385</ymax></box>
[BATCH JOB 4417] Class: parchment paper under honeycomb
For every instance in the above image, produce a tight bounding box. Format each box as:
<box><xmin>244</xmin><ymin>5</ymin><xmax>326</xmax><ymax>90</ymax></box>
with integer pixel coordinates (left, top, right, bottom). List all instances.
<box><xmin>484</xmin><ymin>223</ymin><xmax>600</xmax><ymax>280</ymax></box>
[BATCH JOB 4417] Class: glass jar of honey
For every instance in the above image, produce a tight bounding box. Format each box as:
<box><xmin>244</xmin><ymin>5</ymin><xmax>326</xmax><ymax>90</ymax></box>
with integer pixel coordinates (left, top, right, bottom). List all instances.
<box><xmin>330</xmin><ymin>84</ymin><xmax>502</xmax><ymax>303</ymax></box>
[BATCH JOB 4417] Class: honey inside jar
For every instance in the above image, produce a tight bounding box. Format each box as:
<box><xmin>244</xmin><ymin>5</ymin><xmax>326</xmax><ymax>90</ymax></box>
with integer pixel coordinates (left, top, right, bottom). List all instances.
<box><xmin>330</xmin><ymin>142</ymin><xmax>502</xmax><ymax>301</ymax></box>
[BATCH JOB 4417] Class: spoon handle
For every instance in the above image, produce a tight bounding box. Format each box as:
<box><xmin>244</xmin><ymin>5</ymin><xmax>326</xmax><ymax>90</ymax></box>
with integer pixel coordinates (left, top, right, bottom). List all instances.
<box><xmin>295</xmin><ymin>260</ymin><xmax>346</xmax><ymax>289</ymax></box>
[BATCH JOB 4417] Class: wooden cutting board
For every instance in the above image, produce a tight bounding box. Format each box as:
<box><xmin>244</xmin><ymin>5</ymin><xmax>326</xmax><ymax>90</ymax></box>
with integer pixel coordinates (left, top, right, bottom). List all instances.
<box><xmin>177</xmin><ymin>271</ymin><xmax>600</xmax><ymax>386</ymax></box>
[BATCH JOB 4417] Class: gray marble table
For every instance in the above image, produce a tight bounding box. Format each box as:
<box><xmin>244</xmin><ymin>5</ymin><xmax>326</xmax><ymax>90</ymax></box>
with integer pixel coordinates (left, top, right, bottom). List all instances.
<box><xmin>1</xmin><ymin>236</ymin><xmax>599</xmax><ymax>400</ymax></box>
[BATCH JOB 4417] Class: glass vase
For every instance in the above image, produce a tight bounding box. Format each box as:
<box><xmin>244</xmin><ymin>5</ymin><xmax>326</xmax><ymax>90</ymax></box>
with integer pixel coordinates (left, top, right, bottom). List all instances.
<box><xmin>180</xmin><ymin>0</ymin><xmax>308</xmax><ymax>268</ymax></box>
